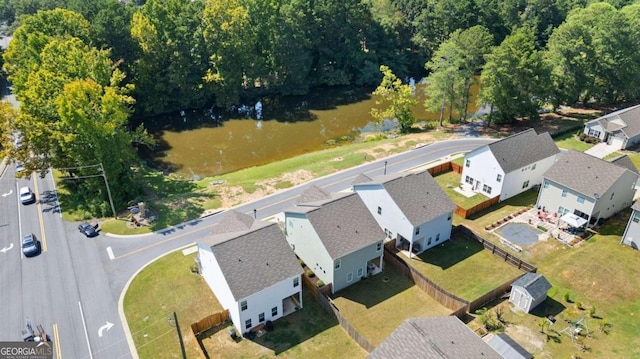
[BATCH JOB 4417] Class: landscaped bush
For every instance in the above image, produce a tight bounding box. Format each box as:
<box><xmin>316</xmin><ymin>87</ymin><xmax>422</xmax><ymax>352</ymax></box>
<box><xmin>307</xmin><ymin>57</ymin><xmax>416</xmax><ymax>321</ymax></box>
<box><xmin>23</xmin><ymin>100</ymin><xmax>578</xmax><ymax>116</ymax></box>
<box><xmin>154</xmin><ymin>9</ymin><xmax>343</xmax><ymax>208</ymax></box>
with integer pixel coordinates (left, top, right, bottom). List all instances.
<box><xmin>306</xmin><ymin>269</ymin><xmax>315</xmax><ymax>278</ymax></box>
<box><xmin>537</xmin><ymin>225</ymin><xmax>548</xmax><ymax>232</ymax></box>
<box><xmin>579</xmin><ymin>133</ymin><xmax>587</xmax><ymax>141</ymax></box>
<box><xmin>316</xmin><ymin>280</ymin><xmax>324</xmax><ymax>287</ymax></box>
<box><xmin>299</xmin><ymin>259</ymin><xmax>305</xmax><ymax>267</ymax></box>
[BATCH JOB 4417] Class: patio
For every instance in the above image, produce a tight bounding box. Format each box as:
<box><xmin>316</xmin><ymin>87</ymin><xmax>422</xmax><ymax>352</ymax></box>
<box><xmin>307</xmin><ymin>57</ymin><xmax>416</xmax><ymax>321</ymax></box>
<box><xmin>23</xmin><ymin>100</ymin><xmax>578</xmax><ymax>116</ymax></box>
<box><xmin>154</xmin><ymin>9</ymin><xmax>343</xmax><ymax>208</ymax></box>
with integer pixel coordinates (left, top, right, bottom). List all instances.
<box><xmin>487</xmin><ymin>208</ymin><xmax>590</xmax><ymax>248</ymax></box>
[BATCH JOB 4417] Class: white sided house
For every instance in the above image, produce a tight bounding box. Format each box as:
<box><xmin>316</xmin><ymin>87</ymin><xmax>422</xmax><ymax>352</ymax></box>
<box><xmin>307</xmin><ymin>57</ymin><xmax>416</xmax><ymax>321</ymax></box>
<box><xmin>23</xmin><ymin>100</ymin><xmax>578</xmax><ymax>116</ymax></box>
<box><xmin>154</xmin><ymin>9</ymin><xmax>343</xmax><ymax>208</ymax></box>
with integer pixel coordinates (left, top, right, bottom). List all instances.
<box><xmin>621</xmin><ymin>201</ymin><xmax>640</xmax><ymax>250</ymax></box>
<box><xmin>583</xmin><ymin>104</ymin><xmax>640</xmax><ymax>150</ymax></box>
<box><xmin>197</xmin><ymin>210</ymin><xmax>303</xmax><ymax>335</ymax></box>
<box><xmin>284</xmin><ymin>187</ymin><xmax>385</xmax><ymax>294</ymax></box>
<box><xmin>536</xmin><ymin>150</ymin><xmax>639</xmax><ymax>225</ymax></box>
<box><xmin>460</xmin><ymin>129</ymin><xmax>560</xmax><ymax>201</ymax></box>
<box><xmin>353</xmin><ymin>171</ymin><xmax>455</xmax><ymax>256</ymax></box>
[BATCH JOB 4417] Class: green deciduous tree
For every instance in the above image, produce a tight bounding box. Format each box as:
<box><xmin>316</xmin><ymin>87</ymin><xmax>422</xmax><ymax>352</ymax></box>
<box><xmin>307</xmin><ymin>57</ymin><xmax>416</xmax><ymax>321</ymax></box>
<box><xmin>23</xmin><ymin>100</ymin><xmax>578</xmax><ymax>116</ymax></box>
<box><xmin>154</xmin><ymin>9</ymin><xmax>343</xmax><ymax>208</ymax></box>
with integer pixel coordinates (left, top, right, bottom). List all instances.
<box><xmin>478</xmin><ymin>26</ymin><xmax>548</xmax><ymax>124</ymax></box>
<box><xmin>371</xmin><ymin>65</ymin><xmax>417</xmax><ymax>133</ymax></box>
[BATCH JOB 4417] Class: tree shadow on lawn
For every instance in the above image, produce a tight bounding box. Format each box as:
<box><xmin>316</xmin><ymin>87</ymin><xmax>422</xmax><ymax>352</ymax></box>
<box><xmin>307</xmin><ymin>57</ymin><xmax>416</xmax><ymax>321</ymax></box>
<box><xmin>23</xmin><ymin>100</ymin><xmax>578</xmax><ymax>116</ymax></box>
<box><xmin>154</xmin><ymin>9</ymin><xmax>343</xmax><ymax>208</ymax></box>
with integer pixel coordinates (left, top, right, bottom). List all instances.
<box><xmin>414</xmin><ymin>236</ymin><xmax>483</xmax><ymax>270</ymax></box>
<box><xmin>331</xmin><ymin>263</ymin><xmax>413</xmax><ymax>309</ymax></box>
<box><xmin>249</xmin><ymin>289</ymin><xmax>339</xmax><ymax>355</ymax></box>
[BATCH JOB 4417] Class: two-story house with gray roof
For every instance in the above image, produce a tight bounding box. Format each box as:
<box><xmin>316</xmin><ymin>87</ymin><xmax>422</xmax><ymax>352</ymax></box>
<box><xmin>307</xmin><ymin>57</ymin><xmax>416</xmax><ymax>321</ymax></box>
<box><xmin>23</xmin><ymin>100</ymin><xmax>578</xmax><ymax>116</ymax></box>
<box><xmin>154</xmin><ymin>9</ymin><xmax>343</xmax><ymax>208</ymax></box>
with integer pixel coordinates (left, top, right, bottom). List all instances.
<box><xmin>536</xmin><ymin>150</ymin><xmax>639</xmax><ymax>225</ymax></box>
<box><xmin>460</xmin><ymin>129</ymin><xmax>560</xmax><ymax>201</ymax></box>
<box><xmin>353</xmin><ymin>171</ymin><xmax>455</xmax><ymax>256</ymax></box>
<box><xmin>583</xmin><ymin>104</ymin><xmax>640</xmax><ymax>150</ymax></box>
<box><xmin>197</xmin><ymin>210</ymin><xmax>303</xmax><ymax>335</ymax></box>
<box><xmin>621</xmin><ymin>201</ymin><xmax>640</xmax><ymax>250</ymax></box>
<box><xmin>284</xmin><ymin>188</ymin><xmax>385</xmax><ymax>294</ymax></box>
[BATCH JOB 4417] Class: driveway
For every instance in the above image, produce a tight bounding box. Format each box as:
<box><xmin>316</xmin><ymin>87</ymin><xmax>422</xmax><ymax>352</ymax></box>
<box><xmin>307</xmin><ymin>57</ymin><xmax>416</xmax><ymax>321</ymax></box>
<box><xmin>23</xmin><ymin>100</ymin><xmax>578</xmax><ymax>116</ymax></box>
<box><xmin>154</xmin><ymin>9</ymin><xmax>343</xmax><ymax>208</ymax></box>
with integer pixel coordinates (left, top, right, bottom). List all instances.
<box><xmin>584</xmin><ymin>142</ymin><xmax>619</xmax><ymax>158</ymax></box>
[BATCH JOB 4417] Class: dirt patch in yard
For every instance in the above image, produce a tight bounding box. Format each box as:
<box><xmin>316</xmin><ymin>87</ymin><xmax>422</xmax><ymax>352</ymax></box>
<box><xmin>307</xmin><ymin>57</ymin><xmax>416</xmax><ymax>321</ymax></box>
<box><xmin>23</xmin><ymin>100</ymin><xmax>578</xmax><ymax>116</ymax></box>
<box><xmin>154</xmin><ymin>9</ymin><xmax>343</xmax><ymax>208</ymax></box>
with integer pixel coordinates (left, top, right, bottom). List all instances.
<box><xmin>506</xmin><ymin>324</ymin><xmax>546</xmax><ymax>353</ymax></box>
<box><xmin>218</xmin><ymin>169</ymin><xmax>315</xmax><ymax>207</ymax></box>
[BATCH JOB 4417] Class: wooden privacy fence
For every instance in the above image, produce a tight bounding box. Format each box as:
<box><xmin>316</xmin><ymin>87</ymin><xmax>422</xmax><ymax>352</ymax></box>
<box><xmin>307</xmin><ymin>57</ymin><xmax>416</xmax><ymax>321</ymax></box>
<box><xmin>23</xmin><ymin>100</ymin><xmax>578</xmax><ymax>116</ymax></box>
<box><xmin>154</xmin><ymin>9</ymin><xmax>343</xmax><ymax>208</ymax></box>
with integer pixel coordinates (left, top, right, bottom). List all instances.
<box><xmin>426</xmin><ymin>162</ymin><xmax>453</xmax><ymax>176</ymax></box>
<box><xmin>191</xmin><ymin>310</ymin><xmax>230</xmax><ymax>336</ymax></box>
<box><xmin>467</xmin><ymin>274</ymin><xmax>526</xmax><ymax>313</ymax></box>
<box><xmin>316</xmin><ymin>294</ymin><xmax>376</xmax><ymax>353</ymax></box>
<box><xmin>454</xmin><ymin>225</ymin><xmax>537</xmax><ymax>273</ymax></box>
<box><xmin>383</xmin><ymin>246</ymin><xmax>469</xmax><ymax>314</ymax></box>
<box><xmin>455</xmin><ymin>195</ymin><xmax>500</xmax><ymax>219</ymax></box>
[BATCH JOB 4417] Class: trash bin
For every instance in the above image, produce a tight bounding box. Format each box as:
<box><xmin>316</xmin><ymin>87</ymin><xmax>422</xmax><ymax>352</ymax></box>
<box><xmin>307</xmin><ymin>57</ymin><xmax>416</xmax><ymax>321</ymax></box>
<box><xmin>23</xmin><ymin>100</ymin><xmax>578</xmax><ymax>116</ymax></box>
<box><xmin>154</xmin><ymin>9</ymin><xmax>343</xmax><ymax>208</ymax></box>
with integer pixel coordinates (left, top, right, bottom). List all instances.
<box><xmin>228</xmin><ymin>328</ymin><xmax>237</xmax><ymax>339</ymax></box>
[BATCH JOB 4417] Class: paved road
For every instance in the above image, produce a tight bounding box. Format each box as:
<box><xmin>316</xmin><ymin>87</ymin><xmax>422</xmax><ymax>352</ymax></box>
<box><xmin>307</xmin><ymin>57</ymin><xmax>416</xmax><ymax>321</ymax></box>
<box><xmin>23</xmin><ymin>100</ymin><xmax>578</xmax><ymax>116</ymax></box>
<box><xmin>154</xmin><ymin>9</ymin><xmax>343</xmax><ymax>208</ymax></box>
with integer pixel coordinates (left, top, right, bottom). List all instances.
<box><xmin>1</xmin><ymin>137</ymin><xmax>494</xmax><ymax>359</ymax></box>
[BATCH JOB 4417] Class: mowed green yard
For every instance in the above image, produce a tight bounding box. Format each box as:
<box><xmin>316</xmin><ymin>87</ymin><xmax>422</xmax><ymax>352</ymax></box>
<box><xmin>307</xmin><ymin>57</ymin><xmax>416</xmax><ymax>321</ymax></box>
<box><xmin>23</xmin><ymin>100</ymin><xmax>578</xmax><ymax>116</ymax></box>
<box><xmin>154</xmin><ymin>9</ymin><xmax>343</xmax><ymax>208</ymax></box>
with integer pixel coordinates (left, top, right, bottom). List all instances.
<box><xmin>409</xmin><ymin>235</ymin><xmax>523</xmax><ymax>301</ymax></box>
<box><xmin>330</xmin><ymin>263</ymin><xmax>452</xmax><ymax>346</ymax></box>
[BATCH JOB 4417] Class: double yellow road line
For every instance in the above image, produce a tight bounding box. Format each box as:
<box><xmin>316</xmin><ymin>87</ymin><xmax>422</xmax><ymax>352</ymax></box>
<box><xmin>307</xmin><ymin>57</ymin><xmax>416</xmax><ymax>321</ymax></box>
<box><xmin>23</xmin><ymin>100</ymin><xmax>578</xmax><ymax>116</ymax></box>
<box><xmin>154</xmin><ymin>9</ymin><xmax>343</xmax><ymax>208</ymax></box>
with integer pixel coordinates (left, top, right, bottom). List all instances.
<box><xmin>52</xmin><ymin>323</ymin><xmax>62</xmax><ymax>359</ymax></box>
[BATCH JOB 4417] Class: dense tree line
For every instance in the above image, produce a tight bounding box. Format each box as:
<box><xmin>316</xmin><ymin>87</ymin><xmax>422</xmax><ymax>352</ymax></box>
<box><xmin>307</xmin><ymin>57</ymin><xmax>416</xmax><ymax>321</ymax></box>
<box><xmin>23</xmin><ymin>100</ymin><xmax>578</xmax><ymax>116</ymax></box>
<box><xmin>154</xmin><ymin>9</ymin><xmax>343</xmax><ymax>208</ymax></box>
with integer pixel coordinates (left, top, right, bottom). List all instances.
<box><xmin>2</xmin><ymin>0</ymin><xmax>640</xmax><ymax>215</ymax></box>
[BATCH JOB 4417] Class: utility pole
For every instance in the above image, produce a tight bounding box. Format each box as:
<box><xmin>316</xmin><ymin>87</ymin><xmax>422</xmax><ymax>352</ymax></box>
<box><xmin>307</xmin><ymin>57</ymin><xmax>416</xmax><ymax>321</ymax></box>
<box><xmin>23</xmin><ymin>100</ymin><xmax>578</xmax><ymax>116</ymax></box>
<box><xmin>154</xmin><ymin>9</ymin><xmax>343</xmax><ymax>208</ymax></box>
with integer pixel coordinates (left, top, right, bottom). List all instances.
<box><xmin>98</xmin><ymin>163</ymin><xmax>117</xmax><ymax>218</ymax></box>
<box><xmin>384</xmin><ymin>160</ymin><xmax>388</xmax><ymax>175</ymax></box>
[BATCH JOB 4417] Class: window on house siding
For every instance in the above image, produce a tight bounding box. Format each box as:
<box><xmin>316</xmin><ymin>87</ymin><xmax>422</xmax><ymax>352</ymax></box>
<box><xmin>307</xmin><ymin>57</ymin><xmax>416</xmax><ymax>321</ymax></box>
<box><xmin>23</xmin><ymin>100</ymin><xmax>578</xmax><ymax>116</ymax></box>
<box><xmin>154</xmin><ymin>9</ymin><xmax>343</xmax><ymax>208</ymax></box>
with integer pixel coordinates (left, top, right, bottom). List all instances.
<box><xmin>562</xmin><ymin>190</ymin><xmax>567</xmax><ymax>197</ymax></box>
<box><xmin>610</xmin><ymin>193</ymin><xmax>615</xmax><ymax>200</ymax></box>
<box><xmin>415</xmin><ymin>227</ymin><xmax>420</xmax><ymax>235</ymax></box>
<box><xmin>241</xmin><ymin>300</ymin><xmax>248</xmax><ymax>311</ymax></box>
<box><xmin>377</xmin><ymin>206</ymin><xmax>382</xmax><ymax>215</ymax></box>
<box><xmin>531</xmin><ymin>163</ymin><xmax>536</xmax><ymax>170</ymax></box>
<box><xmin>522</xmin><ymin>180</ymin><xmax>529</xmax><ymax>189</ymax></box>
<box><xmin>272</xmin><ymin>306</ymin><xmax>278</xmax><ymax>316</ymax></box>
<box><xmin>558</xmin><ymin>206</ymin><xmax>568</xmax><ymax>216</ymax></box>
<box><xmin>577</xmin><ymin>196</ymin><xmax>585</xmax><ymax>204</ymax></box>
<box><xmin>293</xmin><ymin>277</ymin><xmax>299</xmax><ymax>287</ymax></box>
<box><xmin>377</xmin><ymin>242</ymin><xmax>382</xmax><ymax>251</ymax></box>
<box><xmin>427</xmin><ymin>237</ymin><xmax>432</xmax><ymax>246</ymax></box>
<box><xmin>357</xmin><ymin>267</ymin><xmax>364</xmax><ymax>277</ymax></box>
<box><xmin>466</xmin><ymin>159</ymin><xmax>470</xmax><ymax>167</ymax></box>
<box><xmin>436</xmin><ymin>233</ymin><xmax>440</xmax><ymax>242</ymax></box>
<box><xmin>245</xmin><ymin>319</ymin><xmax>252</xmax><ymax>329</ymax></box>
<box><xmin>334</xmin><ymin>259</ymin><xmax>341</xmax><ymax>270</ymax></box>
<box><xmin>543</xmin><ymin>180</ymin><xmax>549</xmax><ymax>189</ymax></box>
<box><xmin>448</xmin><ymin>212</ymin><xmax>452</xmax><ymax>221</ymax></box>
<box><xmin>483</xmin><ymin>184</ymin><xmax>492</xmax><ymax>194</ymax></box>
<box><xmin>633</xmin><ymin>212</ymin><xmax>640</xmax><ymax>223</ymax></box>
<box><xmin>259</xmin><ymin>313</ymin><xmax>265</xmax><ymax>322</ymax></box>
<box><xmin>496</xmin><ymin>174</ymin><xmax>502</xmax><ymax>182</ymax></box>
<box><xmin>347</xmin><ymin>272</ymin><xmax>353</xmax><ymax>282</ymax></box>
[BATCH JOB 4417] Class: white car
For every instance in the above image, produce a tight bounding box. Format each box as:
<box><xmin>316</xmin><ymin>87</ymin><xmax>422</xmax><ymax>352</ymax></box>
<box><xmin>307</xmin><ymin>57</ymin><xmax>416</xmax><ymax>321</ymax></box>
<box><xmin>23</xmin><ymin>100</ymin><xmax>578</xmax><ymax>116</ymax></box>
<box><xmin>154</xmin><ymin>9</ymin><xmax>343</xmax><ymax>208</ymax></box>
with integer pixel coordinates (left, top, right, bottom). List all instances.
<box><xmin>19</xmin><ymin>186</ymin><xmax>35</xmax><ymax>204</ymax></box>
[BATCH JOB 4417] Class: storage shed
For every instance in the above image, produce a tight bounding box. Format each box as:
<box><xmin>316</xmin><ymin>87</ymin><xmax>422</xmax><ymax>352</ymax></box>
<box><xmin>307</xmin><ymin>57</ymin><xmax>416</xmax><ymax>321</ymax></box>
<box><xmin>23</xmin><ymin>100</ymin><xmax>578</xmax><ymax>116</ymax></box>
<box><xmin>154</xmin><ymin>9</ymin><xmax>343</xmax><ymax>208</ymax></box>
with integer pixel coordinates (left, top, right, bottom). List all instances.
<box><xmin>509</xmin><ymin>273</ymin><xmax>551</xmax><ymax>313</ymax></box>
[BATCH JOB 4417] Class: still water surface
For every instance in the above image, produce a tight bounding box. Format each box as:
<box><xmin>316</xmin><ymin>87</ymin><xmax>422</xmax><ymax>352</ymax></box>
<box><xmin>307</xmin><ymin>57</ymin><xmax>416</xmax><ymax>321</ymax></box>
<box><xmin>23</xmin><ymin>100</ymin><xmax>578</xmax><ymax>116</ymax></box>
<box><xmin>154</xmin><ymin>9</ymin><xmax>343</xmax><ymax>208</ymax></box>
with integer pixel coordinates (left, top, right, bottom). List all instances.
<box><xmin>139</xmin><ymin>83</ymin><xmax>478</xmax><ymax>178</ymax></box>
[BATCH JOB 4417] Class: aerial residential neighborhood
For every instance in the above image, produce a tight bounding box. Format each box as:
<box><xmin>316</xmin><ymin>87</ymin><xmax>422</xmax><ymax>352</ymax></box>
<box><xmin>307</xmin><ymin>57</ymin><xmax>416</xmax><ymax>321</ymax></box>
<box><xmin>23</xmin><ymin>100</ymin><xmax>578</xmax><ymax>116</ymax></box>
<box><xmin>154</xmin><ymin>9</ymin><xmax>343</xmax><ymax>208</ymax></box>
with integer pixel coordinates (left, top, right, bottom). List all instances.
<box><xmin>3</xmin><ymin>1</ymin><xmax>640</xmax><ymax>359</ymax></box>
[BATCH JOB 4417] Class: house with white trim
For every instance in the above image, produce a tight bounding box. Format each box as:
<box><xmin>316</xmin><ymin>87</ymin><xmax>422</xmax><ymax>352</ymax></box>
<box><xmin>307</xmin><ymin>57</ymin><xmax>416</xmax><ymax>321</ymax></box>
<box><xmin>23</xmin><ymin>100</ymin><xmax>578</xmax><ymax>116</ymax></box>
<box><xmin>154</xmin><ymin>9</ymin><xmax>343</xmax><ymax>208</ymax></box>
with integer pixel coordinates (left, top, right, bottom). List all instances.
<box><xmin>583</xmin><ymin>104</ymin><xmax>640</xmax><ymax>150</ymax></box>
<box><xmin>536</xmin><ymin>150</ymin><xmax>639</xmax><ymax>225</ymax></box>
<box><xmin>353</xmin><ymin>171</ymin><xmax>455</xmax><ymax>256</ymax></box>
<box><xmin>621</xmin><ymin>201</ymin><xmax>640</xmax><ymax>250</ymax></box>
<box><xmin>284</xmin><ymin>187</ymin><xmax>385</xmax><ymax>294</ymax></box>
<box><xmin>197</xmin><ymin>210</ymin><xmax>303</xmax><ymax>335</ymax></box>
<box><xmin>460</xmin><ymin>129</ymin><xmax>560</xmax><ymax>201</ymax></box>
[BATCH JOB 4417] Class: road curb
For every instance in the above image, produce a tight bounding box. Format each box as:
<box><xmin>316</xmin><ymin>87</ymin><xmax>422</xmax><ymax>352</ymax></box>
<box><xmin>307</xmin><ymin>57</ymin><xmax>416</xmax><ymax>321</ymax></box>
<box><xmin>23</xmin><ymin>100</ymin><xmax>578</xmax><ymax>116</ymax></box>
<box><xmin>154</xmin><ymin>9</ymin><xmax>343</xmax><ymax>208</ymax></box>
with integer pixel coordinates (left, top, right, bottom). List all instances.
<box><xmin>103</xmin><ymin>209</ymin><xmax>225</xmax><ymax>238</ymax></box>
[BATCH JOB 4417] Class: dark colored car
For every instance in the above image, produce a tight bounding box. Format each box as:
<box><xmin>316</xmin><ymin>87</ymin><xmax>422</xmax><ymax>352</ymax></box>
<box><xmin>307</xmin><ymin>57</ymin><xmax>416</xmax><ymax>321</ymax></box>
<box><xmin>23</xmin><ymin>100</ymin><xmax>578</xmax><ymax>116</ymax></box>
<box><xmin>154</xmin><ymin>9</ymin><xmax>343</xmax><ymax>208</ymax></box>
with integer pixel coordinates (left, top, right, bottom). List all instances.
<box><xmin>78</xmin><ymin>223</ymin><xmax>99</xmax><ymax>237</ymax></box>
<box><xmin>22</xmin><ymin>233</ymin><xmax>40</xmax><ymax>257</ymax></box>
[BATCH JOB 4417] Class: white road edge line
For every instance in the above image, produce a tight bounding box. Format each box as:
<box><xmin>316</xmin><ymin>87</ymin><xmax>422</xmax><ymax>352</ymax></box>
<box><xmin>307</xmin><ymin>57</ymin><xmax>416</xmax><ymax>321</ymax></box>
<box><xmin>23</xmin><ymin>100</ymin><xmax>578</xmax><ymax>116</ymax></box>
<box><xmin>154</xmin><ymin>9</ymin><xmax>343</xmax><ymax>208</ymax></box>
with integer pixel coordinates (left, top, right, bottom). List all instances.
<box><xmin>107</xmin><ymin>247</ymin><xmax>115</xmax><ymax>260</ymax></box>
<box><xmin>78</xmin><ymin>301</ymin><xmax>94</xmax><ymax>359</ymax></box>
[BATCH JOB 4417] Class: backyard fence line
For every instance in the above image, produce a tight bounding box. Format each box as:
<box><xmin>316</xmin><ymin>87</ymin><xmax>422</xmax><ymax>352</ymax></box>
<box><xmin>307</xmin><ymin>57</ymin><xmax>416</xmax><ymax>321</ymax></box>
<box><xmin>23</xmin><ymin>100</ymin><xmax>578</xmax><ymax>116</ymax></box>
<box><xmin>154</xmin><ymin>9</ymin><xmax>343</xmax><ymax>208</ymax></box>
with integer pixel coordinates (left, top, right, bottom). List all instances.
<box><xmin>383</xmin><ymin>246</ymin><xmax>469</xmax><ymax>315</ymax></box>
<box><xmin>455</xmin><ymin>195</ymin><xmax>501</xmax><ymax>219</ymax></box>
<box><xmin>426</xmin><ymin>162</ymin><xmax>453</xmax><ymax>176</ymax></box>
<box><xmin>454</xmin><ymin>226</ymin><xmax>538</xmax><ymax>273</ymax></box>
<box><xmin>467</xmin><ymin>274</ymin><xmax>526</xmax><ymax>313</ymax></box>
<box><xmin>190</xmin><ymin>310</ymin><xmax>230</xmax><ymax>336</ymax></box>
<box><xmin>316</xmin><ymin>294</ymin><xmax>376</xmax><ymax>353</ymax></box>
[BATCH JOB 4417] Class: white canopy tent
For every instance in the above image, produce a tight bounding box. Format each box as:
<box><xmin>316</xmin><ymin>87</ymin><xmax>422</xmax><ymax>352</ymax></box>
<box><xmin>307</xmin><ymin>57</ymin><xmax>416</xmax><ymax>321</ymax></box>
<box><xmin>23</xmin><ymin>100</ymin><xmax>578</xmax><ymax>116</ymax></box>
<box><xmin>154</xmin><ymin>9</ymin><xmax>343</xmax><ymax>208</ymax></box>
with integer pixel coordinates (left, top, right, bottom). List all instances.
<box><xmin>560</xmin><ymin>213</ymin><xmax>588</xmax><ymax>228</ymax></box>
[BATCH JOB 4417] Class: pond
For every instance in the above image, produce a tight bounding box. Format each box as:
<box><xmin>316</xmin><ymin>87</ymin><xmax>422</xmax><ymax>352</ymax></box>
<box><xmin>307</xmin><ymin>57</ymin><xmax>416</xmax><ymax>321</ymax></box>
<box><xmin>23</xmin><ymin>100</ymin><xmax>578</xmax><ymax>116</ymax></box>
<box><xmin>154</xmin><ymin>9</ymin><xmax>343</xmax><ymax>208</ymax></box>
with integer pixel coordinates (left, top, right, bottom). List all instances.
<box><xmin>136</xmin><ymin>82</ymin><xmax>480</xmax><ymax>178</ymax></box>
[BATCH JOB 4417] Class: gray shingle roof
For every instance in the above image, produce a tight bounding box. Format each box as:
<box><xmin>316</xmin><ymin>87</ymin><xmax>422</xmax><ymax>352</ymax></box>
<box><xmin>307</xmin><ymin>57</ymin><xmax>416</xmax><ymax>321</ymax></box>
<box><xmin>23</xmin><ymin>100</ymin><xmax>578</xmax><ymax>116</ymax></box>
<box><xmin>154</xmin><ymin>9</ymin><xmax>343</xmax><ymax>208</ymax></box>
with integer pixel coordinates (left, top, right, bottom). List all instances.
<box><xmin>609</xmin><ymin>154</ymin><xmax>639</xmax><ymax>174</ymax></box>
<box><xmin>485</xmin><ymin>333</ymin><xmax>533</xmax><ymax>359</ymax></box>
<box><xmin>632</xmin><ymin>200</ymin><xmax>640</xmax><ymax>212</ymax></box>
<box><xmin>204</xmin><ymin>221</ymin><xmax>302</xmax><ymax>301</ymax></box>
<box><xmin>511</xmin><ymin>273</ymin><xmax>551</xmax><ymax>299</ymax></box>
<box><xmin>296</xmin><ymin>185</ymin><xmax>332</xmax><ymax>204</ymax></box>
<box><xmin>484</xmin><ymin>129</ymin><xmax>560</xmax><ymax>173</ymax></box>
<box><xmin>353</xmin><ymin>173</ymin><xmax>373</xmax><ymax>185</ymax></box>
<box><xmin>367</xmin><ymin>317</ymin><xmax>502</xmax><ymax>359</ymax></box>
<box><xmin>589</xmin><ymin>104</ymin><xmax>640</xmax><ymax>139</ymax></box>
<box><xmin>543</xmin><ymin>150</ymin><xmax>638</xmax><ymax>199</ymax></box>
<box><xmin>374</xmin><ymin>171</ymin><xmax>456</xmax><ymax>226</ymax></box>
<box><xmin>289</xmin><ymin>192</ymin><xmax>385</xmax><ymax>259</ymax></box>
<box><xmin>214</xmin><ymin>210</ymin><xmax>256</xmax><ymax>234</ymax></box>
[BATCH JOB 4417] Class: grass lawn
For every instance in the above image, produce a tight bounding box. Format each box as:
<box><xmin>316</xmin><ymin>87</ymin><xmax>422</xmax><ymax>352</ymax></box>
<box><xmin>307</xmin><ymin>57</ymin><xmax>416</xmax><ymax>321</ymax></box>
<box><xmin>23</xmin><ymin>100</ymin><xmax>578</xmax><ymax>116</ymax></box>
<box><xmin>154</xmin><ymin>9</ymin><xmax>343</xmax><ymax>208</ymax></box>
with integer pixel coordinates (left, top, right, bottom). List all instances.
<box><xmin>330</xmin><ymin>263</ymin><xmax>452</xmax><ymax>346</ymax></box>
<box><xmin>469</xmin><ymin>213</ymin><xmax>640</xmax><ymax>359</ymax></box>
<box><xmin>124</xmin><ymin>249</ymin><xmax>223</xmax><ymax>359</ymax></box>
<box><xmin>458</xmin><ymin>189</ymin><xmax>538</xmax><ymax>234</ymax></box>
<box><xmin>200</xmin><ymin>288</ymin><xmax>367</xmax><ymax>359</ymax></box>
<box><xmin>554</xmin><ymin>132</ymin><xmax>595</xmax><ymax>152</ymax></box>
<box><xmin>409</xmin><ymin>235</ymin><xmax>523</xmax><ymax>301</ymax></box>
<box><xmin>432</xmin><ymin>171</ymin><xmax>490</xmax><ymax>209</ymax></box>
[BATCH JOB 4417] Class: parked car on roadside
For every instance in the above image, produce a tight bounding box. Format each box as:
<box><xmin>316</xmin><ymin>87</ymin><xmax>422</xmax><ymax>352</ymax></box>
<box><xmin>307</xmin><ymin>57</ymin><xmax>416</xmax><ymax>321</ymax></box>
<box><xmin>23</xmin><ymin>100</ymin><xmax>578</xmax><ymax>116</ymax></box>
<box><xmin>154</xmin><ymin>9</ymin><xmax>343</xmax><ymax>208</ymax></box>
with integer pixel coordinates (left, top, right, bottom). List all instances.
<box><xmin>78</xmin><ymin>222</ymin><xmax>99</xmax><ymax>237</ymax></box>
<box><xmin>21</xmin><ymin>233</ymin><xmax>40</xmax><ymax>257</ymax></box>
